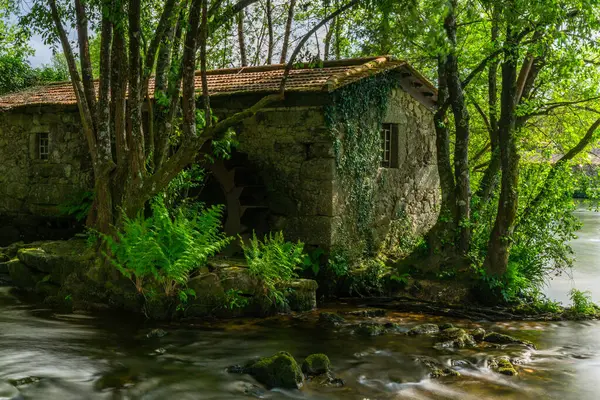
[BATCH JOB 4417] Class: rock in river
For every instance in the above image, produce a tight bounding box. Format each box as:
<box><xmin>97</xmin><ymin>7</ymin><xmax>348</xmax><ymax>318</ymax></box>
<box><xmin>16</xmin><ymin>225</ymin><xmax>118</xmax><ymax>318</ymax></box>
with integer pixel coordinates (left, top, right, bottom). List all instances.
<box><xmin>302</xmin><ymin>354</ymin><xmax>331</xmax><ymax>376</ymax></box>
<box><xmin>483</xmin><ymin>332</ymin><xmax>535</xmax><ymax>348</ymax></box>
<box><xmin>246</xmin><ymin>352</ymin><xmax>304</xmax><ymax>389</ymax></box>
<box><xmin>408</xmin><ymin>323</ymin><xmax>440</xmax><ymax>335</ymax></box>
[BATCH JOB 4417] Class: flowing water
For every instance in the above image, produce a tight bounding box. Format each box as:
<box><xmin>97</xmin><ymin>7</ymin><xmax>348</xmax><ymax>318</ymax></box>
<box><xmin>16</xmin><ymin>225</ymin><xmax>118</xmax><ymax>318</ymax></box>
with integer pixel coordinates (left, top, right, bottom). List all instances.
<box><xmin>1</xmin><ymin>211</ymin><xmax>600</xmax><ymax>399</ymax></box>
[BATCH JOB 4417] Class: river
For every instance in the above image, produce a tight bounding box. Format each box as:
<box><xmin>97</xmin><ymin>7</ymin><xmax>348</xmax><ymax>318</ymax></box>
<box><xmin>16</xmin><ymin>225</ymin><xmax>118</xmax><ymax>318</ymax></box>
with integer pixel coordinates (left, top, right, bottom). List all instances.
<box><xmin>1</xmin><ymin>210</ymin><xmax>599</xmax><ymax>399</ymax></box>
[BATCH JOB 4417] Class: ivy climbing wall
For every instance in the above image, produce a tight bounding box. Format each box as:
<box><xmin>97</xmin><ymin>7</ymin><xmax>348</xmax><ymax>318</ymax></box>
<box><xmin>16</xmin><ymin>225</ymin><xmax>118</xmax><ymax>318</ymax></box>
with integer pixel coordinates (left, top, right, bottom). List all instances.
<box><xmin>326</xmin><ymin>74</ymin><xmax>440</xmax><ymax>259</ymax></box>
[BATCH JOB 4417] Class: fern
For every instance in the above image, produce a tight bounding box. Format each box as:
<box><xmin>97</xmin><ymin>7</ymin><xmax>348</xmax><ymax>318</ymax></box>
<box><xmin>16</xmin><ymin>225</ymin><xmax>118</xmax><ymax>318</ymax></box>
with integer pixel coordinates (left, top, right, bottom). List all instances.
<box><xmin>241</xmin><ymin>232</ymin><xmax>305</xmax><ymax>306</ymax></box>
<box><xmin>103</xmin><ymin>198</ymin><xmax>232</xmax><ymax>297</ymax></box>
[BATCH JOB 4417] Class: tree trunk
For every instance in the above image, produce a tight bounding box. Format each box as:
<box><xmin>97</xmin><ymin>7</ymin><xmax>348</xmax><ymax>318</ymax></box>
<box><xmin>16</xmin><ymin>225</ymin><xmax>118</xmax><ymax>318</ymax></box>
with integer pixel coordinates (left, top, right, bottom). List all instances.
<box><xmin>444</xmin><ymin>0</ymin><xmax>471</xmax><ymax>254</ymax></box>
<box><xmin>280</xmin><ymin>0</ymin><xmax>296</xmax><ymax>63</ymax></box>
<box><xmin>324</xmin><ymin>18</ymin><xmax>335</xmax><ymax>60</ymax></box>
<box><xmin>237</xmin><ymin>10</ymin><xmax>248</xmax><ymax>66</ymax></box>
<box><xmin>484</xmin><ymin>18</ymin><xmax>520</xmax><ymax>276</ymax></box>
<box><xmin>266</xmin><ymin>0</ymin><xmax>274</xmax><ymax>64</ymax></box>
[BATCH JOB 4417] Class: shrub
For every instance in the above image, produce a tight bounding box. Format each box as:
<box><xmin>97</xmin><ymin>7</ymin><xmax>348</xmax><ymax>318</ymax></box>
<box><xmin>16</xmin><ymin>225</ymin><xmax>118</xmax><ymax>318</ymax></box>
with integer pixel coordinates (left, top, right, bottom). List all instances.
<box><xmin>241</xmin><ymin>232</ymin><xmax>305</xmax><ymax>306</ymax></box>
<box><xmin>103</xmin><ymin>199</ymin><xmax>232</xmax><ymax>300</ymax></box>
<box><xmin>568</xmin><ymin>289</ymin><xmax>598</xmax><ymax>317</ymax></box>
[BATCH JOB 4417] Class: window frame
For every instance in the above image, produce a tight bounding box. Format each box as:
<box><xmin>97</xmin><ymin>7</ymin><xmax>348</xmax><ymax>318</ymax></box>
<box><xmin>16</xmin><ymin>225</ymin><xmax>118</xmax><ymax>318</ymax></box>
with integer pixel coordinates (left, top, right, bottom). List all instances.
<box><xmin>380</xmin><ymin>123</ymin><xmax>399</xmax><ymax>168</ymax></box>
<box><xmin>38</xmin><ymin>132</ymin><xmax>50</xmax><ymax>161</ymax></box>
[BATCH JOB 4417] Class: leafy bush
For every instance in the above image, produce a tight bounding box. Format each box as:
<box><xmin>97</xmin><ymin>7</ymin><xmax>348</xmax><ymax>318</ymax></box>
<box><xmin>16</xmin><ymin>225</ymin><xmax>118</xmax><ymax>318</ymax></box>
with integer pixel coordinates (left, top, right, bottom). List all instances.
<box><xmin>568</xmin><ymin>289</ymin><xmax>598</xmax><ymax>317</ymax></box>
<box><xmin>59</xmin><ymin>190</ymin><xmax>94</xmax><ymax>222</ymax></box>
<box><xmin>103</xmin><ymin>199</ymin><xmax>232</xmax><ymax>299</ymax></box>
<box><xmin>241</xmin><ymin>232</ymin><xmax>305</xmax><ymax>306</ymax></box>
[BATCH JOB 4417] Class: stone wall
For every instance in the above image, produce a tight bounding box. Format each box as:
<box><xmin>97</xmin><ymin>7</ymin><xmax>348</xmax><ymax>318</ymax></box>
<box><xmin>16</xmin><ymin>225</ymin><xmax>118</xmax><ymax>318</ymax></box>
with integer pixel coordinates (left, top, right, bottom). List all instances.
<box><xmin>331</xmin><ymin>87</ymin><xmax>440</xmax><ymax>258</ymax></box>
<box><xmin>0</xmin><ymin>107</ymin><xmax>92</xmax><ymax>244</ymax></box>
<box><xmin>235</xmin><ymin>106</ymin><xmax>336</xmax><ymax>247</ymax></box>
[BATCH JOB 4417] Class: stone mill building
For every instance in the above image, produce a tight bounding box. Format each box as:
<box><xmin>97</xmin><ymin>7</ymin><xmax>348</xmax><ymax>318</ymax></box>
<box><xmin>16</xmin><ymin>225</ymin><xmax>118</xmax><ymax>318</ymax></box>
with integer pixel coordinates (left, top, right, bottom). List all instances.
<box><xmin>0</xmin><ymin>56</ymin><xmax>440</xmax><ymax>257</ymax></box>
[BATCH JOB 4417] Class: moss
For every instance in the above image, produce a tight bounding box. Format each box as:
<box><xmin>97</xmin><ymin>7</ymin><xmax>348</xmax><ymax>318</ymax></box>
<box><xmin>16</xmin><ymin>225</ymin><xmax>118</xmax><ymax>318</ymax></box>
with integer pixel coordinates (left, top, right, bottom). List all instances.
<box><xmin>302</xmin><ymin>354</ymin><xmax>331</xmax><ymax>376</ymax></box>
<box><xmin>408</xmin><ymin>323</ymin><xmax>440</xmax><ymax>335</ymax></box>
<box><xmin>354</xmin><ymin>322</ymin><xmax>387</xmax><ymax>337</ymax></box>
<box><xmin>483</xmin><ymin>332</ymin><xmax>535</xmax><ymax>348</ymax></box>
<box><xmin>319</xmin><ymin>312</ymin><xmax>346</xmax><ymax>325</ymax></box>
<box><xmin>248</xmin><ymin>352</ymin><xmax>304</xmax><ymax>389</ymax></box>
<box><xmin>438</xmin><ymin>328</ymin><xmax>476</xmax><ymax>348</ymax></box>
<box><xmin>492</xmin><ymin>358</ymin><xmax>518</xmax><ymax>376</ymax></box>
<box><xmin>470</xmin><ymin>327</ymin><xmax>486</xmax><ymax>341</ymax></box>
<box><xmin>438</xmin><ymin>323</ymin><xmax>454</xmax><ymax>330</ymax></box>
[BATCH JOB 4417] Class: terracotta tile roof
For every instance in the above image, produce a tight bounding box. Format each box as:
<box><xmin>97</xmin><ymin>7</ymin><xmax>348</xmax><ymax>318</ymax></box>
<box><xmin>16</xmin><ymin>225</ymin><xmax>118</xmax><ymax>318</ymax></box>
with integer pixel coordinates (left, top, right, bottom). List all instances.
<box><xmin>0</xmin><ymin>56</ymin><xmax>437</xmax><ymax>110</ymax></box>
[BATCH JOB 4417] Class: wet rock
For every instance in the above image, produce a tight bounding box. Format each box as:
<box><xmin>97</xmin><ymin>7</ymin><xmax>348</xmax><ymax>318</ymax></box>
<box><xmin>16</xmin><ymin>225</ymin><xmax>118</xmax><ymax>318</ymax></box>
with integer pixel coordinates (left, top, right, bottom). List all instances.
<box><xmin>95</xmin><ymin>366</ymin><xmax>141</xmax><ymax>390</ymax></box>
<box><xmin>302</xmin><ymin>354</ymin><xmax>331</xmax><ymax>376</ymax></box>
<box><xmin>438</xmin><ymin>323</ymin><xmax>454</xmax><ymax>330</ymax></box>
<box><xmin>146</xmin><ymin>328</ymin><xmax>167</xmax><ymax>338</ymax></box>
<box><xmin>354</xmin><ymin>322</ymin><xmax>387</xmax><ymax>337</ymax></box>
<box><xmin>437</xmin><ymin>328</ymin><xmax>476</xmax><ymax>348</ymax></box>
<box><xmin>247</xmin><ymin>352</ymin><xmax>304</xmax><ymax>389</ymax></box>
<box><xmin>470</xmin><ymin>327</ymin><xmax>486</xmax><ymax>341</ymax></box>
<box><xmin>0</xmin><ymin>381</ymin><xmax>23</xmax><ymax>400</ymax></box>
<box><xmin>17</xmin><ymin>248</ymin><xmax>56</xmax><ymax>273</ymax></box>
<box><xmin>185</xmin><ymin>273</ymin><xmax>227</xmax><ymax>317</ymax></box>
<box><xmin>344</xmin><ymin>309</ymin><xmax>386</xmax><ymax>318</ymax></box>
<box><xmin>309</xmin><ymin>373</ymin><xmax>345</xmax><ymax>387</ymax></box>
<box><xmin>8</xmin><ymin>377</ymin><xmax>41</xmax><ymax>387</ymax></box>
<box><xmin>408</xmin><ymin>323</ymin><xmax>440</xmax><ymax>335</ymax></box>
<box><xmin>490</xmin><ymin>357</ymin><xmax>518</xmax><ymax>376</ymax></box>
<box><xmin>217</xmin><ymin>267</ymin><xmax>262</xmax><ymax>296</ymax></box>
<box><xmin>319</xmin><ymin>312</ymin><xmax>345</xmax><ymax>326</ymax></box>
<box><xmin>0</xmin><ymin>252</ymin><xmax>9</xmax><ymax>263</ymax></box>
<box><xmin>284</xmin><ymin>279</ymin><xmax>318</xmax><ymax>312</ymax></box>
<box><xmin>483</xmin><ymin>332</ymin><xmax>535</xmax><ymax>348</ymax></box>
<box><xmin>238</xmin><ymin>382</ymin><xmax>265</xmax><ymax>398</ymax></box>
<box><xmin>415</xmin><ymin>356</ymin><xmax>460</xmax><ymax>379</ymax></box>
<box><xmin>6</xmin><ymin>259</ymin><xmax>45</xmax><ymax>289</ymax></box>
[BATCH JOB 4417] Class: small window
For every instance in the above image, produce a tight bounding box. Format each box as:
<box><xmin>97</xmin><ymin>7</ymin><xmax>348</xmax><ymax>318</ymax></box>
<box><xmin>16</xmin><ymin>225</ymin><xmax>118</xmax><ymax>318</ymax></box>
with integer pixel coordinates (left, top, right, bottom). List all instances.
<box><xmin>380</xmin><ymin>123</ymin><xmax>399</xmax><ymax>168</ymax></box>
<box><xmin>38</xmin><ymin>133</ymin><xmax>49</xmax><ymax>160</ymax></box>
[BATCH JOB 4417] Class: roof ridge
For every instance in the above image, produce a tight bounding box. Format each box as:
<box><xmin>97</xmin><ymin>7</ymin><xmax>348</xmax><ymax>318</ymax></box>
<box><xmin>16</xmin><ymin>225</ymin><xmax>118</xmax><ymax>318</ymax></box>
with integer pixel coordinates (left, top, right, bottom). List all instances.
<box><xmin>322</xmin><ymin>56</ymin><xmax>398</xmax><ymax>92</ymax></box>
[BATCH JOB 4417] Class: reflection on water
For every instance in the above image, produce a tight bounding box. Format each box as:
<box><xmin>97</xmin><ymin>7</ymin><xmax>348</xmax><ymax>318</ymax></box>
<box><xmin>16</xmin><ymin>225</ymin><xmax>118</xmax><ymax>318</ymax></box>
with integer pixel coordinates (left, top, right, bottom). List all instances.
<box><xmin>545</xmin><ymin>208</ymin><xmax>600</xmax><ymax>304</ymax></box>
<box><xmin>0</xmin><ymin>209</ymin><xmax>599</xmax><ymax>399</ymax></box>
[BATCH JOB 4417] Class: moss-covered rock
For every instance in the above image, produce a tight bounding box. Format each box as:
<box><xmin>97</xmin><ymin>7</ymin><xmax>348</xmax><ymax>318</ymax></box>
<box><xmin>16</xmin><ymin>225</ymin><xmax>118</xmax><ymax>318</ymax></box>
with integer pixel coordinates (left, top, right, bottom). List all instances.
<box><xmin>0</xmin><ymin>252</ymin><xmax>9</xmax><ymax>263</ymax></box>
<box><xmin>470</xmin><ymin>327</ymin><xmax>486</xmax><ymax>341</ymax></box>
<box><xmin>319</xmin><ymin>312</ymin><xmax>346</xmax><ymax>326</ymax></box>
<box><xmin>302</xmin><ymin>354</ymin><xmax>331</xmax><ymax>376</ymax></box>
<box><xmin>415</xmin><ymin>356</ymin><xmax>460</xmax><ymax>379</ymax></box>
<box><xmin>483</xmin><ymin>332</ymin><xmax>535</xmax><ymax>348</ymax></box>
<box><xmin>7</xmin><ymin>259</ymin><xmax>45</xmax><ymax>289</ymax></box>
<box><xmin>438</xmin><ymin>328</ymin><xmax>476</xmax><ymax>348</ymax></box>
<box><xmin>408</xmin><ymin>323</ymin><xmax>440</xmax><ymax>335</ymax></box>
<box><xmin>284</xmin><ymin>279</ymin><xmax>318</xmax><ymax>312</ymax></box>
<box><xmin>354</xmin><ymin>322</ymin><xmax>387</xmax><ymax>336</ymax></box>
<box><xmin>490</xmin><ymin>357</ymin><xmax>518</xmax><ymax>376</ymax></box>
<box><xmin>344</xmin><ymin>309</ymin><xmax>386</xmax><ymax>318</ymax></box>
<box><xmin>438</xmin><ymin>323</ymin><xmax>454</xmax><ymax>330</ymax></box>
<box><xmin>247</xmin><ymin>352</ymin><xmax>304</xmax><ymax>389</ymax></box>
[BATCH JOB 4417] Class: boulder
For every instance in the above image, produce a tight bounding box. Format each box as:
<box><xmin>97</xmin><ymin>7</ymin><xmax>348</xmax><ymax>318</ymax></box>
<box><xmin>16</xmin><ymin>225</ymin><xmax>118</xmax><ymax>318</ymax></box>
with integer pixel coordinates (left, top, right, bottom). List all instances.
<box><xmin>415</xmin><ymin>356</ymin><xmax>460</xmax><ymax>379</ymax></box>
<box><xmin>438</xmin><ymin>323</ymin><xmax>454</xmax><ymax>330</ymax></box>
<box><xmin>283</xmin><ymin>279</ymin><xmax>318</xmax><ymax>312</ymax></box>
<box><xmin>17</xmin><ymin>248</ymin><xmax>57</xmax><ymax>273</ymax></box>
<box><xmin>185</xmin><ymin>273</ymin><xmax>227</xmax><ymax>317</ymax></box>
<box><xmin>318</xmin><ymin>312</ymin><xmax>346</xmax><ymax>326</ymax></box>
<box><xmin>438</xmin><ymin>328</ymin><xmax>476</xmax><ymax>348</ymax></box>
<box><xmin>217</xmin><ymin>267</ymin><xmax>262</xmax><ymax>296</ymax></box>
<box><xmin>247</xmin><ymin>352</ymin><xmax>304</xmax><ymax>389</ymax></box>
<box><xmin>354</xmin><ymin>322</ymin><xmax>387</xmax><ymax>337</ymax></box>
<box><xmin>0</xmin><ymin>252</ymin><xmax>9</xmax><ymax>263</ymax></box>
<box><xmin>483</xmin><ymin>332</ymin><xmax>535</xmax><ymax>348</ymax></box>
<box><xmin>302</xmin><ymin>354</ymin><xmax>331</xmax><ymax>376</ymax></box>
<box><xmin>408</xmin><ymin>323</ymin><xmax>440</xmax><ymax>335</ymax></box>
<box><xmin>490</xmin><ymin>357</ymin><xmax>518</xmax><ymax>376</ymax></box>
<box><xmin>7</xmin><ymin>259</ymin><xmax>45</xmax><ymax>289</ymax></box>
<box><xmin>470</xmin><ymin>327</ymin><xmax>486</xmax><ymax>341</ymax></box>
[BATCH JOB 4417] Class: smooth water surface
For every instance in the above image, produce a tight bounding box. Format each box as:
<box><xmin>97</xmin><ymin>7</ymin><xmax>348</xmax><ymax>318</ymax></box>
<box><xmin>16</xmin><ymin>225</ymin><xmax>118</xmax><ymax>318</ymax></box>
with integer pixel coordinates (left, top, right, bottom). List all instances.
<box><xmin>0</xmin><ymin>210</ymin><xmax>599</xmax><ymax>399</ymax></box>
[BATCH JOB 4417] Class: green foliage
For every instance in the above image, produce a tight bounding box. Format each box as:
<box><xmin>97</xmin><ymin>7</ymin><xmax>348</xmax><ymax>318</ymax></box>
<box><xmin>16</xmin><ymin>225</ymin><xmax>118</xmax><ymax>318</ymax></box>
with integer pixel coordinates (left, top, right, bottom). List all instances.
<box><xmin>241</xmin><ymin>232</ymin><xmax>305</xmax><ymax>306</ymax></box>
<box><xmin>301</xmin><ymin>248</ymin><xmax>325</xmax><ymax>276</ymax></box>
<box><xmin>324</xmin><ymin>73</ymin><xmax>397</xmax><ymax>257</ymax></box>
<box><xmin>102</xmin><ymin>199</ymin><xmax>232</xmax><ymax>299</ymax></box>
<box><xmin>327</xmin><ymin>248</ymin><xmax>350</xmax><ymax>278</ymax></box>
<box><xmin>224</xmin><ymin>289</ymin><xmax>250</xmax><ymax>310</ymax></box>
<box><xmin>164</xmin><ymin>164</ymin><xmax>205</xmax><ymax>209</ymax></box>
<box><xmin>568</xmin><ymin>289</ymin><xmax>598</xmax><ymax>318</ymax></box>
<box><xmin>58</xmin><ymin>190</ymin><xmax>94</xmax><ymax>222</ymax></box>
